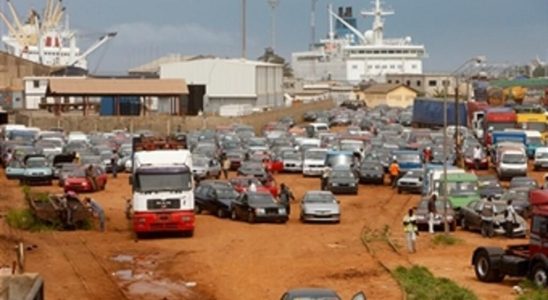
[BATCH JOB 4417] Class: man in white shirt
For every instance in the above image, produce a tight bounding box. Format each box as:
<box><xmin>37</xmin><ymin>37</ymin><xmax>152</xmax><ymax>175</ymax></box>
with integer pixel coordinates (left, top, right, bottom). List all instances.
<box><xmin>473</xmin><ymin>145</ymin><xmax>483</xmax><ymax>169</ymax></box>
<box><xmin>248</xmin><ymin>180</ymin><xmax>257</xmax><ymax>192</ymax></box>
<box><xmin>504</xmin><ymin>199</ymin><xmax>517</xmax><ymax>237</ymax></box>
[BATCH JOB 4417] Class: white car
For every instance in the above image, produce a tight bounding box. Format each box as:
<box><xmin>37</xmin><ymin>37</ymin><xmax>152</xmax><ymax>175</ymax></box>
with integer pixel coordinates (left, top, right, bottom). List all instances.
<box><xmin>534</xmin><ymin>147</ymin><xmax>548</xmax><ymax>171</ymax></box>
<box><xmin>302</xmin><ymin>148</ymin><xmax>328</xmax><ymax>177</ymax></box>
<box><xmin>497</xmin><ymin>149</ymin><xmax>527</xmax><ymax>179</ymax></box>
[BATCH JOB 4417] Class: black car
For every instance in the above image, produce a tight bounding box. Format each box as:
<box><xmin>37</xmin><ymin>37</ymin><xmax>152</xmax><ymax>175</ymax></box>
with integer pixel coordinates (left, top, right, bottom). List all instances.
<box><xmin>237</xmin><ymin>161</ymin><xmax>269</xmax><ymax>183</ymax></box>
<box><xmin>509</xmin><ymin>176</ymin><xmax>538</xmax><ymax>190</ymax></box>
<box><xmin>324</xmin><ymin>166</ymin><xmax>358</xmax><ymax>195</ymax></box>
<box><xmin>303</xmin><ymin>111</ymin><xmax>318</xmax><ymax>122</ymax></box>
<box><xmin>230</xmin><ymin>191</ymin><xmax>288</xmax><ymax>223</ymax></box>
<box><xmin>477</xmin><ymin>175</ymin><xmax>504</xmax><ymax>200</ymax></box>
<box><xmin>357</xmin><ymin>161</ymin><xmax>384</xmax><ymax>184</ymax></box>
<box><xmin>195</xmin><ymin>181</ymin><xmax>239</xmax><ymax>218</ymax></box>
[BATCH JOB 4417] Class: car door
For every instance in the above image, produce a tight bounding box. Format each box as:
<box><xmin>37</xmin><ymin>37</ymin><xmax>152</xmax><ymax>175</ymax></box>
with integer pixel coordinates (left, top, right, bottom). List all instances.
<box><xmin>206</xmin><ymin>187</ymin><xmax>219</xmax><ymax>211</ymax></box>
<box><xmin>237</xmin><ymin>194</ymin><xmax>250</xmax><ymax>219</ymax></box>
<box><xmin>95</xmin><ymin>167</ymin><xmax>106</xmax><ymax>187</ymax></box>
<box><xmin>461</xmin><ymin>201</ymin><xmax>476</xmax><ymax>229</ymax></box>
<box><xmin>194</xmin><ymin>186</ymin><xmax>206</xmax><ymax>208</ymax></box>
<box><xmin>470</xmin><ymin>201</ymin><xmax>484</xmax><ymax>229</ymax></box>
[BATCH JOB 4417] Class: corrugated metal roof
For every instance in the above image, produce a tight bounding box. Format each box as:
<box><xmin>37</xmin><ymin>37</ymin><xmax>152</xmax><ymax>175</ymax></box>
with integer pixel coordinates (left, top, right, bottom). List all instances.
<box><xmin>128</xmin><ymin>54</ymin><xmax>214</xmax><ymax>74</ymax></box>
<box><xmin>47</xmin><ymin>78</ymin><xmax>189</xmax><ymax>96</ymax></box>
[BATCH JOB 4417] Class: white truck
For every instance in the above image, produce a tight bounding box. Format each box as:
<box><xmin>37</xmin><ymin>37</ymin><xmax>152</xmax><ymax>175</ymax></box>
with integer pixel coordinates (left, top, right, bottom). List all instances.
<box><xmin>130</xmin><ymin>137</ymin><xmax>195</xmax><ymax>237</ymax></box>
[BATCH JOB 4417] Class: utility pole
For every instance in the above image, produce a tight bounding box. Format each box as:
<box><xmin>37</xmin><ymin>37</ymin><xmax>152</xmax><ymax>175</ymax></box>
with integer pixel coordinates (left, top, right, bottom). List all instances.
<box><xmin>443</xmin><ymin>79</ymin><xmax>449</xmax><ymax>234</ymax></box>
<box><xmin>241</xmin><ymin>0</ymin><xmax>247</xmax><ymax>58</ymax></box>
<box><xmin>268</xmin><ymin>0</ymin><xmax>280</xmax><ymax>50</ymax></box>
<box><xmin>310</xmin><ymin>0</ymin><xmax>318</xmax><ymax>50</ymax></box>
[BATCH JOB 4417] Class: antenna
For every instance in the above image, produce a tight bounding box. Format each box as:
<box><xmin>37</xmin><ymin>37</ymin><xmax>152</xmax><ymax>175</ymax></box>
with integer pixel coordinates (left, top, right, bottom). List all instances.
<box><xmin>241</xmin><ymin>0</ymin><xmax>247</xmax><ymax>58</ymax></box>
<box><xmin>361</xmin><ymin>0</ymin><xmax>393</xmax><ymax>44</ymax></box>
<box><xmin>310</xmin><ymin>0</ymin><xmax>318</xmax><ymax>50</ymax></box>
<box><xmin>267</xmin><ymin>0</ymin><xmax>280</xmax><ymax>50</ymax></box>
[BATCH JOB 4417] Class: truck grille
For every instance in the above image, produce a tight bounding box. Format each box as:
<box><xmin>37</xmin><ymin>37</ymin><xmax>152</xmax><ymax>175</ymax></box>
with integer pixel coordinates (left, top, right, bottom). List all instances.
<box><xmin>147</xmin><ymin>199</ymin><xmax>181</xmax><ymax>210</ymax></box>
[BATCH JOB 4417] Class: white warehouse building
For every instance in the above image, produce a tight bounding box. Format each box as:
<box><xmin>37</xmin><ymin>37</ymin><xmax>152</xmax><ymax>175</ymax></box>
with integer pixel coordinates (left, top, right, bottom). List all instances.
<box><xmin>160</xmin><ymin>58</ymin><xmax>284</xmax><ymax>114</ymax></box>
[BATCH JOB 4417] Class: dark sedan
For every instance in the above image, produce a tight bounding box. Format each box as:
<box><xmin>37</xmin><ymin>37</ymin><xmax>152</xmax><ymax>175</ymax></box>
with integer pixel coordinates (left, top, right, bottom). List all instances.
<box><xmin>415</xmin><ymin>198</ymin><xmax>456</xmax><ymax>232</ymax></box>
<box><xmin>357</xmin><ymin>161</ymin><xmax>384</xmax><ymax>184</ymax></box>
<box><xmin>477</xmin><ymin>175</ymin><xmax>504</xmax><ymax>200</ymax></box>
<box><xmin>281</xmin><ymin>288</ymin><xmax>366</xmax><ymax>300</ymax></box>
<box><xmin>324</xmin><ymin>166</ymin><xmax>358</xmax><ymax>195</ymax></box>
<box><xmin>230</xmin><ymin>191</ymin><xmax>288</xmax><ymax>223</ymax></box>
<box><xmin>460</xmin><ymin>200</ymin><xmax>527</xmax><ymax>237</ymax></box>
<box><xmin>195</xmin><ymin>181</ymin><xmax>239</xmax><ymax>218</ymax></box>
<box><xmin>509</xmin><ymin>176</ymin><xmax>538</xmax><ymax>190</ymax></box>
<box><xmin>500</xmin><ymin>188</ymin><xmax>531</xmax><ymax>217</ymax></box>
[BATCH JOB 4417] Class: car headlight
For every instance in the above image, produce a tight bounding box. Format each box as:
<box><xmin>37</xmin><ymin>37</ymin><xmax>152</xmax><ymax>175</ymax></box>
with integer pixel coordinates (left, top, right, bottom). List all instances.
<box><xmin>255</xmin><ymin>208</ymin><xmax>265</xmax><ymax>215</ymax></box>
<box><xmin>278</xmin><ymin>208</ymin><xmax>287</xmax><ymax>215</ymax></box>
<box><xmin>446</xmin><ymin>215</ymin><xmax>454</xmax><ymax>220</ymax></box>
<box><xmin>349</xmin><ymin>183</ymin><xmax>355</xmax><ymax>186</ymax></box>
<box><xmin>181</xmin><ymin>216</ymin><xmax>192</xmax><ymax>222</ymax></box>
<box><xmin>416</xmin><ymin>215</ymin><xmax>425</xmax><ymax>220</ymax></box>
<box><xmin>331</xmin><ymin>183</ymin><xmax>339</xmax><ymax>186</ymax></box>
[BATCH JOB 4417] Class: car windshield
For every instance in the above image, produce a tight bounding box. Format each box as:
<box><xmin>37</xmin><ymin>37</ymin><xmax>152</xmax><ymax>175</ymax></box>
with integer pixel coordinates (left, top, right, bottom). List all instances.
<box><xmin>332</xmin><ymin>170</ymin><xmax>354</xmax><ymax>178</ymax></box>
<box><xmin>8</xmin><ymin>160</ymin><xmax>23</xmax><ymax>168</ymax></box>
<box><xmin>537</xmin><ymin>152</ymin><xmax>548</xmax><ymax>159</ymax></box>
<box><xmin>217</xmin><ymin>188</ymin><xmax>238</xmax><ymax>199</ymax></box>
<box><xmin>396</xmin><ymin>153</ymin><xmax>421</xmax><ymax>164</ymax></box>
<box><xmin>193</xmin><ymin>157</ymin><xmax>210</xmax><ymax>166</ymax></box>
<box><xmin>361</xmin><ymin>164</ymin><xmax>382</xmax><ymax>171</ymax></box>
<box><xmin>527</xmin><ymin>136</ymin><xmax>543</xmax><ymax>145</ymax></box>
<box><xmin>502</xmin><ymin>154</ymin><xmax>526</xmax><ymax>164</ymax></box>
<box><xmin>526</xmin><ymin>123</ymin><xmax>546</xmax><ymax>133</ymax></box>
<box><xmin>445</xmin><ymin>181</ymin><xmax>478</xmax><ymax>195</ymax></box>
<box><xmin>249</xmin><ymin>193</ymin><xmax>275</xmax><ymax>205</ymax></box>
<box><xmin>26</xmin><ymin>159</ymin><xmax>47</xmax><ymax>168</ymax></box>
<box><xmin>479</xmin><ymin>180</ymin><xmax>500</xmax><ymax>188</ymax></box>
<box><xmin>304</xmin><ymin>193</ymin><xmax>336</xmax><ymax>203</ymax></box>
<box><xmin>137</xmin><ymin>172</ymin><xmax>192</xmax><ymax>192</ymax></box>
<box><xmin>305</xmin><ymin>151</ymin><xmax>327</xmax><ymax>160</ymax></box>
<box><xmin>284</xmin><ymin>153</ymin><xmax>301</xmax><ymax>160</ymax></box>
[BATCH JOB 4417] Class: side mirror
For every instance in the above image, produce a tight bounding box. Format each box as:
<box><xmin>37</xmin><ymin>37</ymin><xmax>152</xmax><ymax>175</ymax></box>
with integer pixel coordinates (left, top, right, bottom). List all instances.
<box><xmin>128</xmin><ymin>175</ymin><xmax>133</xmax><ymax>185</ymax></box>
<box><xmin>351</xmin><ymin>292</ymin><xmax>367</xmax><ymax>300</ymax></box>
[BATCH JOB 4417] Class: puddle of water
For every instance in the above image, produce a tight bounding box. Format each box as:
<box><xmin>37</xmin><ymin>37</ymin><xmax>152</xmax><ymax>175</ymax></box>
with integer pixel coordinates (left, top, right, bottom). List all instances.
<box><xmin>111</xmin><ymin>254</ymin><xmax>134</xmax><ymax>263</ymax></box>
<box><xmin>127</xmin><ymin>280</ymin><xmax>190</xmax><ymax>298</ymax></box>
<box><xmin>113</xmin><ymin>269</ymin><xmax>133</xmax><ymax>281</ymax></box>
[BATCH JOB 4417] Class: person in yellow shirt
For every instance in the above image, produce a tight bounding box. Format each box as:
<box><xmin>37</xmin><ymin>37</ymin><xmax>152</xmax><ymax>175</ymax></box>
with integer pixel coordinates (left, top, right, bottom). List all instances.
<box><xmin>389</xmin><ymin>159</ymin><xmax>400</xmax><ymax>188</ymax></box>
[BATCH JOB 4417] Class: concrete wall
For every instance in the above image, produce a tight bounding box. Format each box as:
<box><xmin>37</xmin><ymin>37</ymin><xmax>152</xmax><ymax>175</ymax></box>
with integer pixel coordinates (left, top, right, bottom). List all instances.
<box><xmin>14</xmin><ymin>100</ymin><xmax>335</xmax><ymax>135</ymax></box>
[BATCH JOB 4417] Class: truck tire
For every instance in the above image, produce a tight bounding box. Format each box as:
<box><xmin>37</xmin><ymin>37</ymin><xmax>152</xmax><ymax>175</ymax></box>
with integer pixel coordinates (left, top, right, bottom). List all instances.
<box><xmin>532</xmin><ymin>263</ymin><xmax>548</xmax><ymax>287</ymax></box>
<box><xmin>474</xmin><ymin>250</ymin><xmax>504</xmax><ymax>282</ymax></box>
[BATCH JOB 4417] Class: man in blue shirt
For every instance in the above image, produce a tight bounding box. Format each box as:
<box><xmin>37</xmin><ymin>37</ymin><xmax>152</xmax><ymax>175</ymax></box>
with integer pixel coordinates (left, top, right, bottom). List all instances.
<box><xmin>84</xmin><ymin>197</ymin><xmax>105</xmax><ymax>232</ymax></box>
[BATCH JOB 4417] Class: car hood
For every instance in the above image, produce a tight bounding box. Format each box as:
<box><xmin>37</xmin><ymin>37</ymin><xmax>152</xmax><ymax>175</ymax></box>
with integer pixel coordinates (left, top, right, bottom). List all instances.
<box><xmin>329</xmin><ymin>177</ymin><xmax>356</xmax><ymax>184</ymax></box>
<box><xmin>24</xmin><ymin>167</ymin><xmax>52</xmax><ymax>173</ymax></box>
<box><xmin>250</xmin><ymin>203</ymin><xmax>284</xmax><ymax>209</ymax></box>
<box><xmin>303</xmin><ymin>202</ymin><xmax>339</xmax><ymax>212</ymax></box>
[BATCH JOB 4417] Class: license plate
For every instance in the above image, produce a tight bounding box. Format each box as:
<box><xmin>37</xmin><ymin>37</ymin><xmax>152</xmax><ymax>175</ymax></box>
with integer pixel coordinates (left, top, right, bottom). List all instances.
<box><xmin>159</xmin><ymin>214</ymin><xmax>170</xmax><ymax>221</ymax></box>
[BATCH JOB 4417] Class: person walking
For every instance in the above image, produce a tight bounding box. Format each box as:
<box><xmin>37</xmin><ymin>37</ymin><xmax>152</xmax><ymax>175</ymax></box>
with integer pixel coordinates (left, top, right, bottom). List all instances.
<box><xmin>427</xmin><ymin>194</ymin><xmax>437</xmax><ymax>234</ymax></box>
<box><xmin>473</xmin><ymin>145</ymin><xmax>483</xmax><ymax>170</ymax></box>
<box><xmin>504</xmin><ymin>199</ymin><xmax>517</xmax><ymax>238</ymax></box>
<box><xmin>85</xmin><ymin>165</ymin><xmax>97</xmax><ymax>191</ymax></box>
<box><xmin>110</xmin><ymin>150</ymin><xmax>119</xmax><ymax>178</ymax></box>
<box><xmin>481</xmin><ymin>196</ymin><xmax>496</xmax><ymax>238</ymax></box>
<box><xmin>423</xmin><ymin>147</ymin><xmax>433</xmax><ymax>164</ymax></box>
<box><xmin>222</xmin><ymin>156</ymin><xmax>231</xmax><ymax>179</ymax></box>
<box><xmin>278</xmin><ymin>183</ymin><xmax>295</xmax><ymax>216</ymax></box>
<box><xmin>84</xmin><ymin>197</ymin><xmax>106</xmax><ymax>232</ymax></box>
<box><xmin>248</xmin><ymin>180</ymin><xmax>257</xmax><ymax>192</ymax></box>
<box><xmin>321</xmin><ymin>166</ymin><xmax>332</xmax><ymax>190</ymax></box>
<box><xmin>389</xmin><ymin>159</ymin><xmax>400</xmax><ymax>188</ymax></box>
<box><xmin>403</xmin><ymin>208</ymin><xmax>419</xmax><ymax>253</ymax></box>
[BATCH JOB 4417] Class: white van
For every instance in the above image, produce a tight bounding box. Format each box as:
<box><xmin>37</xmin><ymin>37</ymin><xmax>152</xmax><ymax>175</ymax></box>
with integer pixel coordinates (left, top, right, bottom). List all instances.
<box><xmin>497</xmin><ymin>149</ymin><xmax>528</xmax><ymax>179</ymax></box>
<box><xmin>534</xmin><ymin>147</ymin><xmax>548</xmax><ymax>170</ymax></box>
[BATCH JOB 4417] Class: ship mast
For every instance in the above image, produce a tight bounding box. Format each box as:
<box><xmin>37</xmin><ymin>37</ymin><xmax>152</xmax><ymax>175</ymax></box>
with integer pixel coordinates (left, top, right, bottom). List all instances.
<box><xmin>361</xmin><ymin>0</ymin><xmax>393</xmax><ymax>45</ymax></box>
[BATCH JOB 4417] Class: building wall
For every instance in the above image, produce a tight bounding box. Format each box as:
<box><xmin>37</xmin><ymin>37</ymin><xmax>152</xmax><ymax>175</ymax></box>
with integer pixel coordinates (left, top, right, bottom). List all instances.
<box><xmin>291</xmin><ymin>55</ymin><xmax>347</xmax><ymax>82</ymax></box>
<box><xmin>346</xmin><ymin>58</ymin><xmax>422</xmax><ymax>83</ymax></box>
<box><xmin>385</xmin><ymin>86</ymin><xmax>417</xmax><ymax>108</ymax></box>
<box><xmin>385</xmin><ymin>74</ymin><xmax>467</xmax><ymax>97</ymax></box>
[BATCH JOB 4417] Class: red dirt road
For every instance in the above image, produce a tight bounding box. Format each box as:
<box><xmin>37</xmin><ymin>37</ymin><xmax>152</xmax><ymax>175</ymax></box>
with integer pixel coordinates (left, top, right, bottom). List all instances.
<box><xmin>0</xmin><ymin>167</ymin><xmax>533</xmax><ymax>300</ymax></box>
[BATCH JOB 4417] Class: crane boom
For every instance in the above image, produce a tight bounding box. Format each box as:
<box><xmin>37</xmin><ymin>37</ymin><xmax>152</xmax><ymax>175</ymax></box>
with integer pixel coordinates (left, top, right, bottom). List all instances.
<box><xmin>68</xmin><ymin>32</ymin><xmax>117</xmax><ymax>66</ymax></box>
<box><xmin>6</xmin><ymin>0</ymin><xmax>22</xmax><ymax>31</ymax></box>
<box><xmin>0</xmin><ymin>10</ymin><xmax>17</xmax><ymax>36</ymax></box>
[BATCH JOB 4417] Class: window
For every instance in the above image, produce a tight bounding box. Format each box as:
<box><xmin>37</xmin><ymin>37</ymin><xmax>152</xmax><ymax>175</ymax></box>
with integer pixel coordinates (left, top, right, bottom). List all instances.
<box><xmin>428</xmin><ymin>80</ymin><xmax>437</xmax><ymax>87</ymax></box>
<box><xmin>382</xmin><ymin>65</ymin><xmax>387</xmax><ymax>69</ymax></box>
<box><xmin>390</xmin><ymin>65</ymin><xmax>395</xmax><ymax>69</ymax></box>
<box><xmin>395</xmin><ymin>80</ymin><xmax>400</xmax><ymax>84</ymax></box>
<box><xmin>406</xmin><ymin>80</ymin><xmax>411</xmax><ymax>86</ymax></box>
<box><xmin>387</xmin><ymin>80</ymin><xmax>392</xmax><ymax>84</ymax></box>
<box><xmin>416</xmin><ymin>80</ymin><xmax>421</xmax><ymax>87</ymax></box>
<box><xmin>412</xmin><ymin>64</ymin><xmax>417</xmax><ymax>69</ymax></box>
<box><xmin>33</xmin><ymin>80</ymin><xmax>40</xmax><ymax>88</ymax></box>
<box><xmin>375</xmin><ymin>65</ymin><xmax>380</xmax><ymax>69</ymax></box>
<box><xmin>352</xmin><ymin>65</ymin><xmax>358</xmax><ymax>70</ymax></box>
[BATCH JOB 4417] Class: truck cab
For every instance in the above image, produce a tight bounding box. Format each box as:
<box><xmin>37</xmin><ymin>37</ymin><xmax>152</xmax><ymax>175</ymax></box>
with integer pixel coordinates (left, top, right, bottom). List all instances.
<box><xmin>483</xmin><ymin>108</ymin><xmax>517</xmax><ymax>146</ymax></box>
<box><xmin>439</xmin><ymin>173</ymin><xmax>480</xmax><ymax>209</ymax></box>
<box><xmin>130</xmin><ymin>137</ymin><xmax>195</xmax><ymax>237</ymax></box>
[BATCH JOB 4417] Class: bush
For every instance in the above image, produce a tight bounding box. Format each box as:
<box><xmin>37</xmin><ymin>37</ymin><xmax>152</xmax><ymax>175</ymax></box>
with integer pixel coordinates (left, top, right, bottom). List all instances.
<box><xmin>394</xmin><ymin>265</ymin><xmax>477</xmax><ymax>300</ymax></box>
<box><xmin>5</xmin><ymin>209</ymin><xmax>51</xmax><ymax>231</ymax></box>
<box><xmin>517</xmin><ymin>280</ymin><xmax>548</xmax><ymax>300</ymax></box>
<box><xmin>432</xmin><ymin>234</ymin><xmax>463</xmax><ymax>246</ymax></box>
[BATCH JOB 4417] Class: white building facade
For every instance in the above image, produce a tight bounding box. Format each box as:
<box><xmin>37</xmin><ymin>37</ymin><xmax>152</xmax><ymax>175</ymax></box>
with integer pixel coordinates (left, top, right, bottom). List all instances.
<box><xmin>160</xmin><ymin>58</ymin><xmax>284</xmax><ymax>113</ymax></box>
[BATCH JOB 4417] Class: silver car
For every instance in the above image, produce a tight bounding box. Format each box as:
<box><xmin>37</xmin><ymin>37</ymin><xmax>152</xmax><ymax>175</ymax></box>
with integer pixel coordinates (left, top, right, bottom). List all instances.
<box><xmin>192</xmin><ymin>156</ymin><xmax>221</xmax><ymax>179</ymax></box>
<box><xmin>282</xmin><ymin>151</ymin><xmax>303</xmax><ymax>173</ymax></box>
<box><xmin>300</xmin><ymin>191</ymin><xmax>340</xmax><ymax>223</ymax></box>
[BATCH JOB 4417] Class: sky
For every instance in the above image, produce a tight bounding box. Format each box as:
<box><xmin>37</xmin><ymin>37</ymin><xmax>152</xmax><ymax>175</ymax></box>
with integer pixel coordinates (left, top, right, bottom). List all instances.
<box><xmin>2</xmin><ymin>0</ymin><xmax>548</xmax><ymax>74</ymax></box>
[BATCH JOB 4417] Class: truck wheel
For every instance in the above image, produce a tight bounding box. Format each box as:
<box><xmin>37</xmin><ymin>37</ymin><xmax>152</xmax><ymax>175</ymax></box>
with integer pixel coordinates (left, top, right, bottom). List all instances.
<box><xmin>474</xmin><ymin>250</ymin><xmax>504</xmax><ymax>282</ymax></box>
<box><xmin>532</xmin><ymin>263</ymin><xmax>548</xmax><ymax>287</ymax></box>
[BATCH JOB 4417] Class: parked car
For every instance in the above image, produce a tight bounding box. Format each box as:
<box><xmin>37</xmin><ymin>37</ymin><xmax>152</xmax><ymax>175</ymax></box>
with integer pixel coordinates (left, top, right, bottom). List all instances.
<box><xmin>281</xmin><ymin>288</ymin><xmax>366</xmax><ymax>300</ymax></box>
<box><xmin>229</xmin><ymin>176</ymin><xmax>278</xmax><ymax>197</ymax></box>
<box><xmin>464</xmin><ymin>146</ymin><xmax>489</xmax><ymax>170</ymax></box>
<box><xmin>415</xmin><ymin>198</ymin><xmax>456</xmax><ymax>231</ymax></box>
<box><xmin>5</xmin><ymin>160</ymin><xmax>25</xmax><ymax>180</ymax></box>
<box><xmin>477</xmin><ymin>175</ymin><xmax>504</xmax><ymax>200</ymax></box>
<box><xmin>300</xmin><ymin>191</ymin><xmax>340</xmax><ymax>223</ymax></box>
<box><xmin>496</xmin><ymin>149</ymin><xmax>527</xmax><ymax>180</ymax></box>
<box><xmin>281</xmin><ymin>151</ymin><xmax>303</xmax><ymax>173</ymax></box>
<box><xmin>509</xmin><ymin>176</ymin><xmax>538</xmax><ymax>190</ymax></box>
<box><xmin>64</xmin><ymin>165</ymin><xmax>108</xmax><ymax>193</ymax></box>
<box><xmin>357</xmin><ymin>161</ymin><xmax>384</xmax><ymax>184</ymax></box>
<box><xmin>460</xmin><ymin>200</ymin><xmax>527</xmax><ymax>237</ymax></box>
<box><xmin>230</xmin><ymin>191</ymin><xmax>288</xmax><ymax>223</ymax></box>
<box><xmin>195</xmin><ymin>180</ymin><xmax>239</xmax><ymax>218</ymax></box>
<box><xmin>237</xmin><ymin>161</ymin><xmax>270</xmax><ymax>183</ymax></box>
<box><xmin>533</xmin><ymin>147</ymin><xmax>548</xmax><ymax>170</ymax></box>
<box><xmin>500</xmin><ymin>188</ymin><xmax>531</xmax><ymax>217</ymax></box>
<box><xmin>192</xmin><ymin>155</ymin><xmax>222</xmax><ymax>180</ymax></box>
<box><xmin>57</xmin><ymin>163</ymin><xmax>79</xmax><ymax>187</ymax></box>
<box><xmin>324</xmin><ymin>166</ymin><xmax>358</xmax><ymax>195</ymax></box>
<box><xmin>20</xmin><ymin>155</ymin><xmax>53</xmax><ymax>185</ymax></box>
<box><xmin>396</xmin><ymin>169</ymin><xmax>423</xmax><ymax>194</ymax></box>
<box><xmin>302</xmin><ymin>148</ymin><xmax>328</xmax><ymax>177</ymax></box>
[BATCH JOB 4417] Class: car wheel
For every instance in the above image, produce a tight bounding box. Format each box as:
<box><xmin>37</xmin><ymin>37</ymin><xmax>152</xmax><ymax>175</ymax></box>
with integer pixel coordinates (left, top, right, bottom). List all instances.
<box><xmin>461</xmin><ymin>218</ymin><xmax>468</xmax><ymax>230</ymax></box>
<box><xmin>217</xmin><ymin>208</ymin><xmax>225</xmax><ymax>218</ymax></box>
<box><xmin>230</xmin><ymin>209</ymin><xmax>237</xmax><ymax>220</ymax></box>
<box><xmin>247</xmin><ymin>212</ymin><xmax>256</xmax><ymax>224</ymax></box>
<box><xmin>195</xmin><ymin>205</ymin><xmax>202</xmax><ymax>214</ymax></box>
<box><xmin>397</xmin><ymin>188</ymin><xmax>402</xmax><ymax>194</ymax></box>
<box><xmin>532</xmin><ymin>263</ymin><xmax>548</xmax><ymax>287</ymax></box>
<box><xmin>450</xmin><ymin>221</ymin><xmax>457</xmax><ymax>232</ymax></box>
<box><xmin>474</xmin><ymin>250</ymin><xmax>504</xmax><ymax>282</ymax></box>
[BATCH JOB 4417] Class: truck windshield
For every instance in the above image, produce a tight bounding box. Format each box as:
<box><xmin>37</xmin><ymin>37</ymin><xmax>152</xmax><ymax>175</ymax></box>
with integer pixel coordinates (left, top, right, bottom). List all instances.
<box><xmin>486</xmin><ymin>122</ymin><xmax>515</xmax><ymax>131</ymax></box>
<box><xmin>445</xmin><ymin>181</ymin><xmax>478</xmax><ymax>195</ymax></box>
<box><xmin>527</xmin><ymin>136</ymin><xmax>543</xmax><ymax>145</ymax></box>
<box><xmin>524</xmin><ymin>122</ymin><xmax>546</xmax><ymax>132</ymax></box>
<box><xmin>396</xmin><ymin>153</ymin><xmax>421</xmax><ymax>164</ymax></box>
<box><xmin>137</xmin><ymin>173</ymin><xmax>192</xmax><ymax>192</ymax></box>
<box><xmin>502</xmin><ymin>154</ymin><xmax>526</xmax><ymax>164</ymax></box>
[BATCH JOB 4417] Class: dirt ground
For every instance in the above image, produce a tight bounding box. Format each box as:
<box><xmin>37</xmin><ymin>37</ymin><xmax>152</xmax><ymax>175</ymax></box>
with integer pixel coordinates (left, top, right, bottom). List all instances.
<box><xmin>0</xmin><ymin>164</ymin><xmax>539</xmax><ymax>300</ymax></box>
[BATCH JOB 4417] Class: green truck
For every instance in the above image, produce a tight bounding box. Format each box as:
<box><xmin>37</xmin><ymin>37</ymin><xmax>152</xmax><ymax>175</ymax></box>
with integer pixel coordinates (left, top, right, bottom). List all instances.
<box><xmin>439</xmin><ymin>173</ymin><xmax>481</xmax><ymax>209</ymax></box>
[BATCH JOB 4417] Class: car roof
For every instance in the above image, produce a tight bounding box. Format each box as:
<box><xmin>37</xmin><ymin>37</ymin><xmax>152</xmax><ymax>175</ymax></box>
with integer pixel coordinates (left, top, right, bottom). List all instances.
<box><xmin>286</xmin><ymin>288</ymin><xmax>340</xmax><ymax>298</ymax></box>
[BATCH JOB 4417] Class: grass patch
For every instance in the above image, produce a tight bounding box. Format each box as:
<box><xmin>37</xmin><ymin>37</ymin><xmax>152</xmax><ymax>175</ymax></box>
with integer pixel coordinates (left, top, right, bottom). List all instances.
<box><xmin>394</xmin><ymin>265</ymin><xmax>477</xmax><ymax>300</ymax></box>
<box><xmin>517</xmin><ymin>280</ymin><xmax>548</xmax><ymax>300</ymax></box>
<box><xmin>5</xmin><ymin>209</ymin><xmax>58</xmax><ymax>231</ymax></box>
<box><xmin>432</xmin><ymin>234</ymin><xmax>463</xmax><ymax>246</ymax></box>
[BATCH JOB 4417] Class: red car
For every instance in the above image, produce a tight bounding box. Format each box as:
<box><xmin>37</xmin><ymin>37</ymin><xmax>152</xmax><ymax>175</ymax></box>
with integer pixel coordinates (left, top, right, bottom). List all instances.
<box><xmin>64</xmin><ymin>165</ymin><xmax>108</xmax><ymax>193</ymax></box>
<box><xmin>249</xmin><ymin>151</ymin><xmax>283</xmax><ymax>173</ymax></box>
<box><xmin>464</xmin><ymin>147</ymin><xmax>489</xmax><ymax>170</ymax></box>
<box><xmin>229</xmin><ymin>176</ymin><xmax>278</xmax><ymax>197</ymax></box>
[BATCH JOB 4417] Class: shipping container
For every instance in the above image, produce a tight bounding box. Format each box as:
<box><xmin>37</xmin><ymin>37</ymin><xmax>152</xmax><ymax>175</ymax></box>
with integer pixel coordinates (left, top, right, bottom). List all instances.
<box><xmin>412</xmin><ymin>97</ymin><xmax>467</xmax><ymax>128</ymax></box>
<box><xmin>100</xmin><ymin>97</ymin><xmax>141</xmax><ymax>116</ymax></box>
